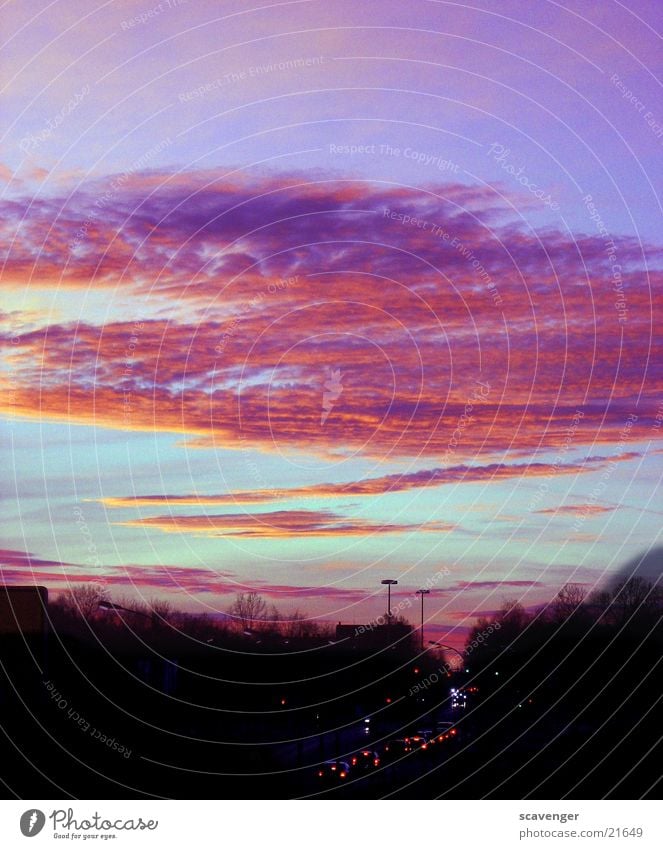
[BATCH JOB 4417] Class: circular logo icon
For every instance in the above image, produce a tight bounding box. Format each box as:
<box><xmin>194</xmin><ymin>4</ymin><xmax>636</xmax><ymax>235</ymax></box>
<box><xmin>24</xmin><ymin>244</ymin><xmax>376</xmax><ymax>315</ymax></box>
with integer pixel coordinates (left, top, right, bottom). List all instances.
<box><xmin>20</xmin><ymin>810</ymin><xmax>46</xmax><ymax>837</ymax></box>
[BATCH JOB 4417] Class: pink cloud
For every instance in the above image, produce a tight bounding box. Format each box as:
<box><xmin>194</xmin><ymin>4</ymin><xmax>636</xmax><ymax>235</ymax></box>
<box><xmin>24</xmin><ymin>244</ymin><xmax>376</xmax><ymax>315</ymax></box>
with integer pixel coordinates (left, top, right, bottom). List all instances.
<box><xmin>98</xmin><ymin>454</ymin><xmax>641</xmax><ymax>508</ymax></box>
<box><xmin>535</xmin><ymin>504</ymin><xmax>615</xmax><ymax>516</ymax></box>
<box><xmin>2</xmin><ymin>169</ymin><xmax>661</xmax><ymax>462</ymax></box>
<box><xmin>118</xmin><ymin>509</ymin><xmax>456</xmax><ymax>538</ymax></box>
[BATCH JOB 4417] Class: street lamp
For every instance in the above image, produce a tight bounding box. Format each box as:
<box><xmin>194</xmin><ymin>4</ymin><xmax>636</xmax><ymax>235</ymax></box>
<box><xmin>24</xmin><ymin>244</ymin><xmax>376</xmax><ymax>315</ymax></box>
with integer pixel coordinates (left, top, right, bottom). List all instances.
<box><xmin>98</xmin><ymin>600</ymin><xmax>154</xmax><ymax>623</ymax></box>
<box><xmin>428</xmin><ymin>640</ymin><xmax>465</xmax><ymax>667</ymax></box>
<box><xmin>381</xmin><ymin>579</ymin><xmax>398</xmax><ymax>620</ymax></box>
<box><xmin>416</xmin><ymin>589</ymin><xmax>430</xmax><ymax>651</ymax></box>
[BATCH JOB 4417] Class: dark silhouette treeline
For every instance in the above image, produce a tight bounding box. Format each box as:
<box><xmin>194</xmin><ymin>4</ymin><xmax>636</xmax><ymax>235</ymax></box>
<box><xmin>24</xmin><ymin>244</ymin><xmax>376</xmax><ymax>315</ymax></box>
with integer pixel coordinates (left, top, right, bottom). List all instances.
<box><xmin>0</xmin><ymin>575</ymin><xmax>660</xmax><ymax>799</ymax></box>
<box><xmin>448</xmin><ymin>577</ymin><xmax>663</xmax><ymax>798</ymax></box>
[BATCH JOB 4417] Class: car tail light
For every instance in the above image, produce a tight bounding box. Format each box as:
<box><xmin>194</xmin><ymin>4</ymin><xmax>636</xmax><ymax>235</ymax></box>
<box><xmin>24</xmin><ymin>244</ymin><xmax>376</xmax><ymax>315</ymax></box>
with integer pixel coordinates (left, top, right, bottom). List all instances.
<box><xmin>451</xmin><ymin>729</ymin><xmax>457</xmax><ymax>735</ymax></box>
<box><xmin>340</xmin><ymin>771</ymin><xmax>347</xmax><ymax>778</ymax></box>
<box><xmin>374</xmin><ymin>758</ymin><xmax>379</xmax><ymax>766</ymax></box>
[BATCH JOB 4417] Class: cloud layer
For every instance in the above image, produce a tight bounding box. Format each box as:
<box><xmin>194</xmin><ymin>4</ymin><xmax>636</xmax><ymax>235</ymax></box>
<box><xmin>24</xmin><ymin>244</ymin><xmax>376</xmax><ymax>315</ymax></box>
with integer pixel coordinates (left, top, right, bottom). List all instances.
<box><xmin>2</xmin><ymin>169</ymin><xmax>661</xmax><ymax>463</ymax></box>
<box><xmin>118</xmin><ymin>509</ymin><xmax>456</xmax><ymax>538</ymax></box>
<box><xmin>99</xmin><ymin>453</ymin><xmax>641</xmax><ymax>508</ymax></box>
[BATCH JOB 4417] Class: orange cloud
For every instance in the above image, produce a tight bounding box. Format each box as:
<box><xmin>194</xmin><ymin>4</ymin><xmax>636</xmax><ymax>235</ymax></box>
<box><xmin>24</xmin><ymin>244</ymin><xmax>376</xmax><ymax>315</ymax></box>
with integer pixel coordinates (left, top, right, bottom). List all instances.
<box><xmin>535</xmin><ymin>504</ymin><xmax>615</xmax><ymax>516</ymax></box>
<box><xmin>98</xmin><ymin>455</ymin><xmax>640</xmax><ymax>508</ymax></box>
<box><xmin>118</xmin><ymin>509</ymin><xmax>456</xmax><ymax>538</ymax></box>
<box><xmin>2</xmin><ymin>168</ymin><xmax>661</xmax><ymax>461</ymax></box>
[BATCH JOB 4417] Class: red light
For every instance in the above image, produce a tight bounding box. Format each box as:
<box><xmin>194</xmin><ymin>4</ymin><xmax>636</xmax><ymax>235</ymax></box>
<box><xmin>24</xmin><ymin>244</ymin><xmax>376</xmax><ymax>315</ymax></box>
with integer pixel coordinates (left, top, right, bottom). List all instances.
<box><xmin>340</xmin><ymin>771</ymin><xmax>347</xmax><ymax>778</ymax></box>
<box><xmin>318</xmin><ymin>771</ymin><xmax>323</xmax><ymax>777</ymax></box>
<box><xmin>362</xmin><ymin>751</ymin><xmax>369</xmax><ymax>756</ymax></box>
<box><xmin>351</xmin><ymin>757</ymin><xmax>357</xmax><ymax>765</ymax></box>
<box><xmin>331</xmin><ymin>765</ymin><xmax>336</xmax><ymax>770</ymax></box>
<box><xmin>413</xmin><ymin>667</ymin><xmax>420</xmax><ymax>674</ymax></box>
<box><xmin>386</xmin><ymin>697</ymin><xmax>392</xmax><ymax>704</ymax></box>
<box><xmin>374</xmin><ymin>759</ymin><xmax>379</xmax><ymax>766</ymax></box>
<box><xmin>451</xmin><ymin>729</ymin><xmax>457</xmax><ymax>735</ymax></box>
<box><xmin>421</xmin><ymin>743</ymin><xmax>428</xmax><ymax>750</ymax></box>
<box><xmin>280</xmin><ymin>698</ymin><xmax>286</xmax><ymax>705</ymax></box>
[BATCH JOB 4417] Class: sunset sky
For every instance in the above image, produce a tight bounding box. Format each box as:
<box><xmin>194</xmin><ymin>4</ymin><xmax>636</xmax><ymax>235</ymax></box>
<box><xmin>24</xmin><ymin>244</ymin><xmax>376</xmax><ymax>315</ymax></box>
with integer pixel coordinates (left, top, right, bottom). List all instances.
<box><xmin>2</xmin><ymin>0</ymin><xmax>662</xmax><ymax>646</ymax></box>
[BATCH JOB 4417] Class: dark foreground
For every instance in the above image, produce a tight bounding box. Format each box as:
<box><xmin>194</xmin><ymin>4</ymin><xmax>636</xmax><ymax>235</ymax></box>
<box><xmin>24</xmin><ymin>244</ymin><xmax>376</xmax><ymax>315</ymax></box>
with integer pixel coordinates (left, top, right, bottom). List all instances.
<box><xmin>1</xmin><ymin>586</ymin><xmax>661</xmax><ymax>800</ymax></box>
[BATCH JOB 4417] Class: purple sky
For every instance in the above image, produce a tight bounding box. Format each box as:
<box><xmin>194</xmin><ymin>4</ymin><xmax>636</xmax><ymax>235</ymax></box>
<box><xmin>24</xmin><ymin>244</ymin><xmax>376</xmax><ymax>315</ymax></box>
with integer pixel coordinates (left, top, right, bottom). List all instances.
<box><xmin>1</xmin><ymin>1</ymin><xmax>662</xmax><ymax>646</ymax></box>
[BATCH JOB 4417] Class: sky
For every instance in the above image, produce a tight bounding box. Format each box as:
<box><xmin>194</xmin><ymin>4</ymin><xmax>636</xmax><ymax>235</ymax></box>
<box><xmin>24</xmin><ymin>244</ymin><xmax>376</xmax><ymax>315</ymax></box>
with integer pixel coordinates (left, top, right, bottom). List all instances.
<box><xmin>1</xmin><ymin>0</ymin><xmax>662</xmax><ymax>647</ymax></box>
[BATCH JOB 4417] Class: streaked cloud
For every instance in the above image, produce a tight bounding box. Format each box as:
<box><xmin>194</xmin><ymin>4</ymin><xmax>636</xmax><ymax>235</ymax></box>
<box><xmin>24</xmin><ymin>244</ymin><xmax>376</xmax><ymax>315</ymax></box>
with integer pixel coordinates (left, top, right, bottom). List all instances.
<box><xmin>0</xmin><ymin>548</ymin><xmax>77</xmax><ymax>570</ymax></box>
<box><xmin>98</xmin><ymin>453</ymin><xmax>642</xmax><ymax>508</ymax></box>
<box><xmin>118</xmin><ymin>509</ymin><xmax>456</xmax><ymax>538</ymax></box>
<box><xmin>535</xmin><ymin>504</ymin><xmax>615</xmax><ymax>517</ymax></box>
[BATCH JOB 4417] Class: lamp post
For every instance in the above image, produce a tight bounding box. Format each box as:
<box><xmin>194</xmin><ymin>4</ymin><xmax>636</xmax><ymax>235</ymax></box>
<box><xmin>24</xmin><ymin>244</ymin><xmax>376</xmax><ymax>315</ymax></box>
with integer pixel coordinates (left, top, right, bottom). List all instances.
<box><xmin>416</xmin><ymin>589</ymin><xmax>430</xmax><ymax>651</ymax></box>
<box><xmin>98</xmin><ymin>600</ymin><xmax>154</xmax><ymax>624</ymax></box>
<box><xmin>381</xmin><ymin>579</ymin><xmax>398</xmax><ymax>621</ymax></box>
<box><xmin>428</xmin><ymin>640</ymin><xmax>466</xmax><ymax>667</ymax></box>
